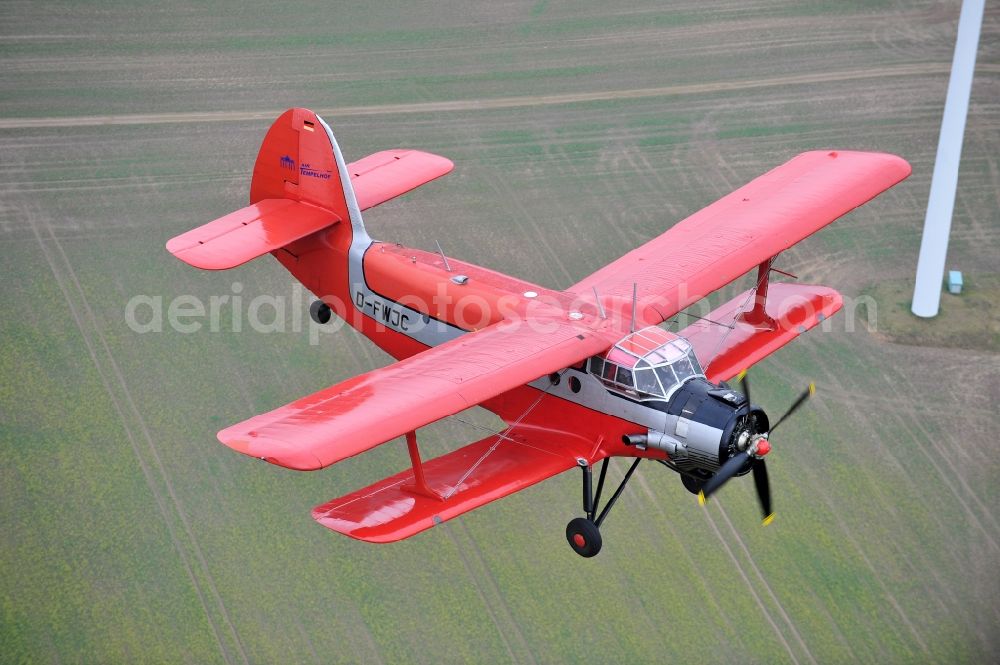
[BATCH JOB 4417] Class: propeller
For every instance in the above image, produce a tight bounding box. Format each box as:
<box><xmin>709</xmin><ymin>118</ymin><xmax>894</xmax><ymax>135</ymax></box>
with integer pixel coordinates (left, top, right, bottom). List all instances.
<box><xmin>770</xmin><ymin>381</ymin><xmax>815</xmax><ymax>433</ymax></box>
<box><xmin>699</xmin><ymin>373</ymin><xmax>815</xmax><ymax>526</ymax></box>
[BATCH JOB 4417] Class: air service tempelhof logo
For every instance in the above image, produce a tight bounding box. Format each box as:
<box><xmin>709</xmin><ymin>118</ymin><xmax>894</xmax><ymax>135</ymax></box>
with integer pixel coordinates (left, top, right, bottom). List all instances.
<box><xmin>279</xmin><ymin>154</ymin><xmax>331</xmax><ymax>179</ymax></box>
<box><xmin>299</xmin><ymin>162</ymin><xmax>332</xmax><ymax>180</ymax></box>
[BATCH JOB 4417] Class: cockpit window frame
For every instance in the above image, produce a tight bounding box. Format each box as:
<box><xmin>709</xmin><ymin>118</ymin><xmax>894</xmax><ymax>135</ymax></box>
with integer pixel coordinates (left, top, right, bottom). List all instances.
<box><xmin>586</xmin><ymin>328</ymin><xmax>706</xmax><ymax>402</ymax></box>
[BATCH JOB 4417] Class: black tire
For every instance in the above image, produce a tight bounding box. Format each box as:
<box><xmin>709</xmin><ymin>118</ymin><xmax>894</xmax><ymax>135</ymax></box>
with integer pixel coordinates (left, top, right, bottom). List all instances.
<box><xmin>309</xmin><ymin>300</ymin><xmax>332</xmax><ymax>325</ymax></box>
<box><xmin>681</xmin><ymin>473</ymin><xmax>705</xmax><ymax>496</ymax></box>
<box><xmin>565</xmin><ymin>517</ymin><xmax>602</xmax><ymax>557</ymax></box>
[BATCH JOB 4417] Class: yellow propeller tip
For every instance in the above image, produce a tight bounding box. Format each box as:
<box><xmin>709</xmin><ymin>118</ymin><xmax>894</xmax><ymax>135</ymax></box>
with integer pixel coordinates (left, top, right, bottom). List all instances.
<box><xmin>698</xmin><ymin>490</ymin><xmax>706</xmax><ymax>506</ymax></box>
<box><xmin>808</xmin><ymin>382</ymin><xmax>816</xmax><ymax>396</ymax></box>
<box><xmin>762</xmin><ymin>513</ymin><xmax>776</xmax><ymax>526</ymax></box>
<box><xmin>736</xmin><ymin>369</ymin><xmax>747</xmax><ymax>381</ymax></box>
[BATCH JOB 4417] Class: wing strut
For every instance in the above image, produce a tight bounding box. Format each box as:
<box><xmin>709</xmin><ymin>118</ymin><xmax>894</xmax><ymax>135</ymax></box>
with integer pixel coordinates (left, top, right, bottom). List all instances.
<box><xmin>741</xmin><ymin>258</ymin><xmax>776</xmax><ymax>328</ymax></box>
<box><xmin>402</xmin><ymin>431</ymin><xmax>443</xmax><ymax>501</ymax></box>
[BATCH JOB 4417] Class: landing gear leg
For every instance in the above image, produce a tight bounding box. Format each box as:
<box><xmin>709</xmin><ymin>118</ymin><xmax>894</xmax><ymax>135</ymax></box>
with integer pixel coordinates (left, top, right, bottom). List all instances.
<box><xmin>565</xmin><ymin>457</ymin><xmax>641</xmax><ymax>558</ymax></box>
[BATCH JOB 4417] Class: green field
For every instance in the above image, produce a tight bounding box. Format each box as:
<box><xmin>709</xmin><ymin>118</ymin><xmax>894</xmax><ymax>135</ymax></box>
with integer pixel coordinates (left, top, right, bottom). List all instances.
<box><xmin>2</xmin><ymin>1</ymin><xmax>998</xmax><ymax>663</ymax></box>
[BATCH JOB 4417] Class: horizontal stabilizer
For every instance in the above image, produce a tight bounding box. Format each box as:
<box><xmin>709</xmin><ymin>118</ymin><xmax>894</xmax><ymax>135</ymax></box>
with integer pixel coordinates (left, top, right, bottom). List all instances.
<box><xmin>680</xmin><ymin>283</ymin><xmax>843</xmax><ymax>383</ymax></box>
<box><xmin>165</xmin><ymin>199</ymin><xmax>340</xmax><ymax>270</ymax></box>
<box><xmin>312</xmin><ymin>426</ymin><xmax>587</xmax><ymax>543</ymax></box>
<box><xmin>169</xmin><ymin>106</ymin><xmax>453</xmax><ymax>272</ymax></box>
<box><xmin>350</xmin><ymin>149</ymin><xmax>454</xmax><ymax>211</ymax></box>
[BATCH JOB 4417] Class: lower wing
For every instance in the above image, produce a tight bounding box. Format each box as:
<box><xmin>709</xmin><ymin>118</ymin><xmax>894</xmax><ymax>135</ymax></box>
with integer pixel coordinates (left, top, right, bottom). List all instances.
<box><xmin>679</xmin><ymin>282</ymin><xmax>843</xmax><ymax>383</ymax></box>
<box><xmin>313</xmin><ymin>424</ymin><xmax>592</xmax><ymax>543</ymax></box>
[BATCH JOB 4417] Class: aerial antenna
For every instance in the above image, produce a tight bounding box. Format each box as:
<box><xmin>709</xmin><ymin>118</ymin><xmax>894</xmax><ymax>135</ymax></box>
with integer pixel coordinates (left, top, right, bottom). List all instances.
<box><xmin>675</xmin><ymin>310</ymin><xmax>736</xmax><ymax>330</ymax></box>
<box><xmin>434</xmin><ymin>240</ymin><xmax>452</xmax><ymax>272</ymax></box>
<box><xmin>630</xmin><ymin>283</ymin><xmax>638</xmax><ymax>333</ymax></box>
<box><xmin>592</xmin><ymin>287</ymin><xmax>607</xmax><ymax>319</ymax></box>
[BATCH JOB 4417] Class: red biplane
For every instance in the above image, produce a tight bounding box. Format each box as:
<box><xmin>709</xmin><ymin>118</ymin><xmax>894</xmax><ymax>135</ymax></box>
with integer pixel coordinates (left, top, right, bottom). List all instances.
<box><xmin>167</xmin><ymin>108</ymin><xmax>909</xmax><ymax>556</ymax></box>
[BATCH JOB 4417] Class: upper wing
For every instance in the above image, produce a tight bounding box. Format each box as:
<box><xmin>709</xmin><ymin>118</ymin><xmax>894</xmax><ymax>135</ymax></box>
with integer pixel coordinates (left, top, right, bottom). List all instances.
<box><xmin>218</xmin><ymin>318</ymin><xmax>612</xmax><ymax>470</ymax></box>
<box><xmin>349</xmin><ymin>149</ymin><xmax>454</xmax><ymax>211</ymax></box>
<box><xmin>570</xmin><ymin>151</ymin><xmax>910</xmax><ymax>324</ymax></box>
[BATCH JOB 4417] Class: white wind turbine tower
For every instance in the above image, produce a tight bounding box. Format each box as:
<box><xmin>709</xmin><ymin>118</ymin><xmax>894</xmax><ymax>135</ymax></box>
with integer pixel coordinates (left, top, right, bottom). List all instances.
<box><xmin>911</xmin><ymin>0</ymin><xmax>985</xmax><ymax>318</ymax></box>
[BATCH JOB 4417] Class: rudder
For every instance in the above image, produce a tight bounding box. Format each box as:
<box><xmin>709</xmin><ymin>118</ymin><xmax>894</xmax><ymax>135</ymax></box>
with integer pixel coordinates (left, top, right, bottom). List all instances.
<box><xmin>250</xmin><ymin>108</ymin><xmax>368</xmax><ymax>238</ymax></box>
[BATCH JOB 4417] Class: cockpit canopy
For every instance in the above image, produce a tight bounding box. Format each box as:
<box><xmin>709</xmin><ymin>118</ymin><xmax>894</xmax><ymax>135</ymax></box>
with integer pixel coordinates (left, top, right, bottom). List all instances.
<box><xmin>589</xmin><ymin>326</ymin><xmax>705</xmax><ymax>400</ymax></box>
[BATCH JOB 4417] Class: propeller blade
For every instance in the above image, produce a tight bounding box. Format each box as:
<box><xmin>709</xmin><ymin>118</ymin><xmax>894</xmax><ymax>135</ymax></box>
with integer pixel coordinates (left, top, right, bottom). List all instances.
<box><xmin>769</xmin><ymin>382</ymin><xmax>815</xmax><ymax>433</ymax></box>
<box><xmin>701</xmin><ymin>450</ymin><xmax>750</xmax><ymax>500</ymax></box>
<box><xmin>752</xmin><ymin>458</ymin><xmax>774</xmax><ymax>525</ymax></box>
<box><xmin>700</xmin><ymin>376</ymin><xmax>814</xmax><ymax>519</ymax></box>
<box><xmin>737</xmin><ymin>368</ymin><xmax>751</xmax><ymax>406</ymax></box>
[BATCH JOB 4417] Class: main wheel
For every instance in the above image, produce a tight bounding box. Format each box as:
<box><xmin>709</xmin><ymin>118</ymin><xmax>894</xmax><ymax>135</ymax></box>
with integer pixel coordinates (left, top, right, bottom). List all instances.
<box><xmin>309</xmin><ymin>300</ymin><xmax>332</xmax><ymax>324</ymax></box>
<box><xmin>565</xmin><ymin>517</ymin><xmax>602</xmax><ymax>557</ymax></box>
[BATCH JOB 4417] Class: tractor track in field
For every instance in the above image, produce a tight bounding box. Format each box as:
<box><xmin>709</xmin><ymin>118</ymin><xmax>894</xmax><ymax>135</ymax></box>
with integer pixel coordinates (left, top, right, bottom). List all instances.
<box><xmin>453</xmin><ymin>522</ymin><xmax>538</xmax><ymax>665</ymax></box>
<box><xmin>633</xmin><ymin>474</ymin><xmax>755</xmax><ymax>657</ymax></box>
<box><xmin>766</xmin><ymin>352</ymin><xmax>977</xmax><ymax>593</ymax></box>
<box><xmin>807</xmin><ymin>345</ymin><xmax>1000</xmax><ymax>553</ymax></box>
<box><xmin>561</xmin><ymin>142</ymin><xmax>640</xmax><ymax>254</ymax></box>
<box><xmin>819</xmin><ymin>387</ymin><xmax>994</xmax><ymax>462</ymax></box>
<box><xmin>881</xmin><ymin>376</ymin><xmax>1000</xmax><ymax>537</ymax></box>
<box><xmin>0</xmin><ymin>11</ymin><xmax>887</xmax><ymax>66</ymax></box>
<box><xmin>699</xmin><ymin>503</ymin><xmax>802</xmax><ymax>665</ymax></box>
<box><xmin>457</xmin><ymin>112</ymin><xmax>576</xmax><ymax>290</ymax></box>
<box><xmin>487</xmin><ymin>167</ymin><xmax>575</xmax><ymax>289</ymax></box>
<box><xmin>291</xmin><ymin>617</ymin><xmax>322</xmax><ymax>665</ymax></box>
<box><xmin>713</xmin><ymin>503</ymin><xmax>819</xmax><ymax>665</ymax></box>
<box><xmin>806</xmin><ymin>457</ymin><xmax>937</xmax><ymax>656</ymax></box>
<box><xmin>812</xmin><ymin>344</ymin><xmax>997</xmax><ymax>549</ymax></box>
<box><xmin>26</xmin><ymin>210</ymin><xmax>234</xmax><ymax>664</ymax></box>
<box><xmin>803</xmin><ymin>348</ymin><xmax>1000</xmax><ymax>644</ymax></box>
<box><xmin>27</xmin><ymin>207</ymin><xmax>249</xmax><ymax>665</ymax></box>
<box><xmin>441</xmin><ymin>526</ymin><xmax>521</xmax><ymax>665</ymax></box>
<box><xmin>2</xmin><ymin>63</ymin><xmax>995</xmax><ymax>131</ymax></box>
<box><xmin>768</xmin><ymin>347</ymin><xmax>996</xmax><ymax>652</ymax></box>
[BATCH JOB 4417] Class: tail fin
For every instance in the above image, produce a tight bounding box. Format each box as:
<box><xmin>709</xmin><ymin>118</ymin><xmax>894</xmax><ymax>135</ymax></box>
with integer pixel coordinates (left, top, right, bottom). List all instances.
<box><xmin>249</xmin><ymin>108</ymin><xmax>369</xmax><ymax>240</ymax></box>
<box><xmin>167</xmin><ymin>107</ymin><xmax>453</xmax><ymax>271</ymax></box>
<box><xmin>167</xmin><ymin>108</ymin><xmax>368</xmax><ymax>270</ymax></box>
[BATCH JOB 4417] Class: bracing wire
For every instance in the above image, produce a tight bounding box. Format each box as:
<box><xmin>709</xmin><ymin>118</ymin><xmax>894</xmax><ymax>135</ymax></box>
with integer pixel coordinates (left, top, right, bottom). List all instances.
<box><xmin>703</xmin><ymin>259</ymin><xmax>774</xmax><ymax>368</ymax></box>
<box><xmin>442</xmin><ymin>370</ymin><xmax>565</xmax><ymax>499</ymax></box>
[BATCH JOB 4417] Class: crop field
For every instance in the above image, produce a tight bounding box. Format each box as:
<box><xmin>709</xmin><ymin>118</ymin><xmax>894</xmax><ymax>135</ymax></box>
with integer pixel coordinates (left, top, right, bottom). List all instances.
<box><xmin>1</xmin><ymin>1</ymin><xmax>998</xmax><ymax>663</ymax></box>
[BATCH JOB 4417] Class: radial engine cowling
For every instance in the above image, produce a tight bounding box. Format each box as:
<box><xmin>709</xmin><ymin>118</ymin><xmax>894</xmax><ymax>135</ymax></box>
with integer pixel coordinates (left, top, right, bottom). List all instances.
<box><xmin>623</xmin><ymin>378</ymin><xmax>769</xmax><ymax>473</ymax></box>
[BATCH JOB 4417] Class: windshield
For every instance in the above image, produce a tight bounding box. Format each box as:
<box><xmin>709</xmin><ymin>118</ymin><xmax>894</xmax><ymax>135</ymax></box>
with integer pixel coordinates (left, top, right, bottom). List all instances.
<box><xmin>590</xmin><ymin>330</ymin><xmax>705</xmax><ymax>400</ymax></box>
<box><xmin>671</xmin><ymin>354</ymin><xmax>697</xmax><ymax>383</ymax></box>
<box><xmin>655</xmin><ymin>341</ymin><xmax>703</xmax><ymax>396</ymax></box>
<box><xmin>634</xmin><ymin>367</ymin><xmax>660</xmax><ymax>395</ymax></box>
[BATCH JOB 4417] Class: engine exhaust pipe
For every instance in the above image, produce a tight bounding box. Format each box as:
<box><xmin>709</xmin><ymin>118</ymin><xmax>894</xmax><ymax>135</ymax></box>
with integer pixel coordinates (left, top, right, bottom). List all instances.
<box><xmin>623</xmin><ymin>433</ymin><xmax>647</xmax><ymax>447</ymax></box>
<box><xmin>623</xmin><ymin>431</ymin><xmax>684</xmax><ymax>457</ymax></box>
